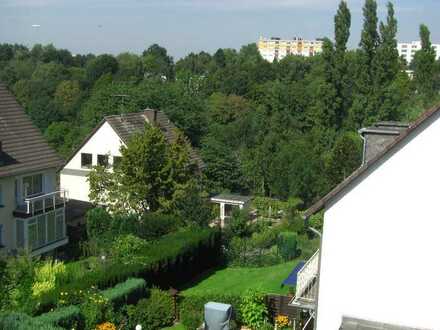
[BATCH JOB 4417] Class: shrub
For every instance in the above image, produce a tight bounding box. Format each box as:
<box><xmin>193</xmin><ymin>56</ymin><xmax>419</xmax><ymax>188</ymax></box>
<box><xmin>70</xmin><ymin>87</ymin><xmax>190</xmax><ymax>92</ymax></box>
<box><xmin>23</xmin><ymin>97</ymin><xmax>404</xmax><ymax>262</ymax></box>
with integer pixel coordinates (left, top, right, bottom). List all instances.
<box><xmin>35</xmin><ymin>305</ymin><xmax>82</xmax><ymax>329</ymax></box>
<box><xmin>110</xmin><ymin>234</ymin><xmax>148</xmax><ymax>262</ymax></box>
<box><xmin>138</xmin><ymin>213</ymin><xmax>182</xmax><ymax>240</ymax></box>
<box><xmin>33</xmin><ymin>260</ymin><xmax>66</xmax><ymax>302</ymax></box>
<box><xmin>0</xmin><ymin>312</ymin><xmax>62</xmax><ymax>330</ymax></box>
<box><xmin>39</xmin><ymin>229</ymin><xmax>221</xmax><ymax>309</ymax></box>
<box><xmin>80</xmin><ymin>292</ymin><xmax>113</xmax><ymax>330</ymax></box>
<box><xmin>179</xmin><ymin>293</ymin><xmax>243</xmax><ymax>326</ymax></box>
<box><xmin>181</xmin><ymin>309</ymin><xmax>202</xmax><ymax>330</ymax></box>
<box><xmin>86</xmin><ymin>208</ymin><xmax>111</xmax><ymax>239</ymax></box>
<box><xmin>127</xmin><ymin>288</ymin><xmax>174</xmax><ymax>330</ymax></box>
<box><xmin>277</xmin><ymin>232</ymin><xmax>298</xmax><ymax>261</ymax></box>
<box><xmin>101</xmin><ymin>278</ymin><xmax>147</xmax><ymax>308</ymax></box>
<box><xmin>240</xmin><ymin>290</ymin><xmax>268</xmax><ymax>329</ymax></box>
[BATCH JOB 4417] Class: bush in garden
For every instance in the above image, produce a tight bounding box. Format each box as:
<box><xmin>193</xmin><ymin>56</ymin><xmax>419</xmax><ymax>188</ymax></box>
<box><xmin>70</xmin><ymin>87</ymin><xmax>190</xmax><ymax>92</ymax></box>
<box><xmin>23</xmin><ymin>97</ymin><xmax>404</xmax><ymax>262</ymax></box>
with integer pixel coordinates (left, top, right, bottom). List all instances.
<box><xmin>80</xmin><ymin>291</ymin><xmax>113</xmax><ymax>330</ymax></box>
<box><xmin>35</xmin><ymin>305</ymin><xmax>83</xmax><ymax>330</ymax></box>
<box><xmin>110</xmin><ymin>234</ymin><xmax>148</xmax><ymax>262</ymax></box>
<box><xmin>181</xmin><ymin>309</ymin><xmax>203</xmax><ymax>330</ymax></box>
<box><xmin>4</xmin><ymin>254</ymin><xmax>38</xmax><ymax>314</ymax></box>
<box><xmin>101</xmin><ymin>278</ymin><xmax>147</xmax><ymax>308</ymax></box>
<box><xmin>225</xmin><ymin>209</ymin><xmax>252</xmax><ymax>239</ymax></box>
<box><xmin>86</xmin><ymin>208</ymin><xmax>112</xmax><ymax>239</ymax></box>
<box><xmin>137</xmin><ymin>213</ymin><xmax>182</xmax><ymax>240</ymax></box>
<box><xmin>33</xmin><ymin>260</ymin><xmax>66</xmax><ymax>302</ymax></box>
<box><xmin>127</xmin><ymin>288</ymin><xmax>174</xmax><ymax>330</ymax></box>
<box><xmin>39</xmin><ymin>229</ymin><xmax>221</xmax><ymax>309</ymax></box>
<box><xmin>0</xmin><ymin>312</ymin><xmax>63</xmax><ymax>330</ymax></box>
<box><xmin>277</xmin><ymin>232</ymin><xmax>298</xmax><ymax>261</ymax></box>
<box><xmin>240</xmin><ymin>290</ymin><xmax>268</xmax><ymax>329</ymax></box>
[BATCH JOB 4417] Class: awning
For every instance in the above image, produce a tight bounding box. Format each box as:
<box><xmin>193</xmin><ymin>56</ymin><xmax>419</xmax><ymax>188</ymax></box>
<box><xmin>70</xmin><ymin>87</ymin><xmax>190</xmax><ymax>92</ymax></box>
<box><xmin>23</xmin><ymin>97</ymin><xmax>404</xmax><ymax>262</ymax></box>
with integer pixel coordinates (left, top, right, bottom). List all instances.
<box><xmin>282</xmin><ymin>261</ymin><xmax>305</xmax><ymax>286</ymax></box>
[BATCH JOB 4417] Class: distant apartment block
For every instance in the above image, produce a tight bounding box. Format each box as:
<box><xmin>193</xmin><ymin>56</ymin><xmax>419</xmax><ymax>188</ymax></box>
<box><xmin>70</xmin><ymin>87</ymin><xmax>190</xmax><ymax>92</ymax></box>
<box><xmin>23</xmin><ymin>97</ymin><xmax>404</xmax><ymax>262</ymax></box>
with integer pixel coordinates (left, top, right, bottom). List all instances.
<box><xmin>258</xmin><ymin>36</ymin><xmax>324</xmax><ymax>62</ymax></box>
<box><xmin>398</xmin><ymin>41</ymin><xmax>440</xmax><ymax>65</ymax></box>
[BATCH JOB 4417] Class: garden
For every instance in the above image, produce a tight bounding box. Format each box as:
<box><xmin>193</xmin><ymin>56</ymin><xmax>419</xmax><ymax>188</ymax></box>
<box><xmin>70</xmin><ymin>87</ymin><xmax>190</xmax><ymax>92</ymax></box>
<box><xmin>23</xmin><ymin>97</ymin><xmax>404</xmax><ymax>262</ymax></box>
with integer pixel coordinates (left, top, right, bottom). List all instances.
<box><xmin>0</xmin><ymin>194</ymin><xmax>321</xmax><ymax>330</ymax></box>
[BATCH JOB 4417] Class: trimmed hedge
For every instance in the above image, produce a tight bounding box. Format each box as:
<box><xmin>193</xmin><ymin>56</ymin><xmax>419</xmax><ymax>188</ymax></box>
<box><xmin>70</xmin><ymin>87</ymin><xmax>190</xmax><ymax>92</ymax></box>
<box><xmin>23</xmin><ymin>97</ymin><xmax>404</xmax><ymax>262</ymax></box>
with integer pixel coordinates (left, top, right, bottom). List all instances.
<box><xmin>35</xmin><ymin>306</ymin><xmax>82</xmax><ymax>330</ymax></box>
<box><xmin>0</xmin><ymin>312</ymin><xmax>63</xmax><ymax>330</ymax></box>
<box><xmin>102</xmin><ymin>278</ymin><xmax>147</xmax><ymax>308</ymax></box>
<box><xmin>35</xmin><ymin>278</ymin><xmax>147</xmax><ymax>329</ymax></box>
<box><xmin>39</xmin><ymin>228</ymin><xmax>221</xmax><ymax>310</ymax></box>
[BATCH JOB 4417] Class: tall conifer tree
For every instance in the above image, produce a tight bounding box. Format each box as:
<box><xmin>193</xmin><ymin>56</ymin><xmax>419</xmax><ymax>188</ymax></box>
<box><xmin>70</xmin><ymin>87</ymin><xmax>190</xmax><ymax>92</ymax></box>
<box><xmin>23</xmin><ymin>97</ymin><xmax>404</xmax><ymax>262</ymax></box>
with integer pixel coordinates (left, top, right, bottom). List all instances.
<box><xmin>413</xmin><ymin>24</ymin><xmax>437</xmax><ymax>101</ymax></box>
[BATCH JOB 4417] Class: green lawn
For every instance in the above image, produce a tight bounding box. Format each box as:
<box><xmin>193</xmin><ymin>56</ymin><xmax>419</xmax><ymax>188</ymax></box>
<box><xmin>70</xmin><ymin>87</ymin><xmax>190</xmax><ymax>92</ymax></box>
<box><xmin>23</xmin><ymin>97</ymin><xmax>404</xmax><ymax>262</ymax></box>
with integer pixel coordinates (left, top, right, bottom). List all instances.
<box><xmin>181</xmin><ymin>260</ymin><xmax>300</xmax><ymax>296</ymax></box>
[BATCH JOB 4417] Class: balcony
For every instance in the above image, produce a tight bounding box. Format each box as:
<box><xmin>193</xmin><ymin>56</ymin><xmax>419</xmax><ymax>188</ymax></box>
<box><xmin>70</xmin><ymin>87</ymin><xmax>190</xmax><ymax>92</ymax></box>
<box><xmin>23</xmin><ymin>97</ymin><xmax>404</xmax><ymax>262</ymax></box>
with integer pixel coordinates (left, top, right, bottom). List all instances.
<box><xmin>290</xmin><ymin>249</ymin><xmax>320</xmax><ymax>310</ymax></box>
<box><xmin>15</xmin><ymin>207</ymin><xmax>68</xmax><ymax>256</ymax></box>
<box><xmin>14</xmin><ymin>190</ymin><xmax>67</xmax><ymax>218</ymax></box>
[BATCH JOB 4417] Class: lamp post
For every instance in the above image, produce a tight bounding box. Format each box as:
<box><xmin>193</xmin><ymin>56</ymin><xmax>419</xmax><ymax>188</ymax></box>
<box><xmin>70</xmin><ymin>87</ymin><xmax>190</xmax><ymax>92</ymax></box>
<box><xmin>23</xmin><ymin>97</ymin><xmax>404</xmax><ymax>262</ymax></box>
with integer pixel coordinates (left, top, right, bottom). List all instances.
<box><xmin>135</xmin><ymin>325</ymin><xmax>142</xmax><ymax>330</ymax></box>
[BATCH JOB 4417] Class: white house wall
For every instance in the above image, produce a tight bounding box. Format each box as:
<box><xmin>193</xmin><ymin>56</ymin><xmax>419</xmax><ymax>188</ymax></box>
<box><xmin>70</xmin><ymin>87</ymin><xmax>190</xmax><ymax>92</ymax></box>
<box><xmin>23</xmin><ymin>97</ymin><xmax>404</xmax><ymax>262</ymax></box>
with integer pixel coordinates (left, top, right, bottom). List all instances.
<box><xmin>316</xmin><ymin>112</ymin><xmax>440</xmax><ymax>329</ymax></box>
<box><xmin>60</xmin><ymin>122</ymin><xmax>124</xmax><ymax>202</ymax></box>
<box><xmin>0</xmin><ymin>168</ymin><xmax>58</xmax><ymax>250</ymax></box>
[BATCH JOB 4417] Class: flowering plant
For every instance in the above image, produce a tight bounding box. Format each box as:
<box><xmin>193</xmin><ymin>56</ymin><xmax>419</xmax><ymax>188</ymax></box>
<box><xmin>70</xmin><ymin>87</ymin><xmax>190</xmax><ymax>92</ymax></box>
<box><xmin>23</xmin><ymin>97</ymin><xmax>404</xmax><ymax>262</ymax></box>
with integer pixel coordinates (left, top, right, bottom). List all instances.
<box><xmin>275</xmin><ymin>315</ymin><xmax>289</xmax><ymax>329</ymax></box>
<box><xmin>96</xmin><ymin>322</ymin><xmax>117</xmax><ymax>330</ymax></box>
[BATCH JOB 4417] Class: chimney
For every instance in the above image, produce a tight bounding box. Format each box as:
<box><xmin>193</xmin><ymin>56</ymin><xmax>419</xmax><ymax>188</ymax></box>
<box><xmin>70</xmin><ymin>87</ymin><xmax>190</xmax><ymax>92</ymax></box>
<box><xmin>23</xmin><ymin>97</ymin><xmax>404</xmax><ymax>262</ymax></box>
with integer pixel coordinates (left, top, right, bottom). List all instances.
<box><xmin>153</xmin><ymin>109</ymin><xmax>158</xmax><ymax>123</ymax></box>
<box><xmin>358</xmin><ymin>121</ymin><xmax>409</xmax><ymax>164</ymax></box>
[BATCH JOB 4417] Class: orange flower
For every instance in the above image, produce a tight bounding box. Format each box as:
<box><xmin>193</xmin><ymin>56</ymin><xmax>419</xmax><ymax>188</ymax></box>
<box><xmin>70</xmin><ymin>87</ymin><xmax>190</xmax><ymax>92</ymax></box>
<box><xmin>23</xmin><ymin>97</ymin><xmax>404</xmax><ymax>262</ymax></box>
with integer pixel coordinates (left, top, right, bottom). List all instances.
<box><xmin>96</xmin><ymin>322</ymin><xmax>117</xmax><ymax>330</ymax></box>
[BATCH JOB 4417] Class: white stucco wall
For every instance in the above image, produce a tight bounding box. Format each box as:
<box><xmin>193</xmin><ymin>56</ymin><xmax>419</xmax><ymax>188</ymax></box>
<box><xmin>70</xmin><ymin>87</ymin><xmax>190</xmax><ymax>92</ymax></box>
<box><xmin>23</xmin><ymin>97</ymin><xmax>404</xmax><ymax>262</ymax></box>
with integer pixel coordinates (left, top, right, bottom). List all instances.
<box><xmin>0</xmin><ymin>168</ymin><xmax>58</xmax><ymax>250</ymax></box>
<box><xmin>60</xmin><ymin>121</ymin><xmax>124</xmax><ymax>202</ymax></box>
<box><xmin>316</xmin><ymin>113</ymin><xmax>440</xmax><ymax>329</ymax></box>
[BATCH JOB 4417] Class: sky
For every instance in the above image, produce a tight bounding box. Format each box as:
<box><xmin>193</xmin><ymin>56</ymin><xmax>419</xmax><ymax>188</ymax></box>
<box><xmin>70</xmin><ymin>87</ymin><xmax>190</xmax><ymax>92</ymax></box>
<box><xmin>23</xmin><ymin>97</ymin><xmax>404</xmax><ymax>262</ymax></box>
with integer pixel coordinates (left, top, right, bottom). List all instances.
<box><xmin>0</xmin><ymin>0</ymin><xmax>439</xmax><ymax>59</ymax></box>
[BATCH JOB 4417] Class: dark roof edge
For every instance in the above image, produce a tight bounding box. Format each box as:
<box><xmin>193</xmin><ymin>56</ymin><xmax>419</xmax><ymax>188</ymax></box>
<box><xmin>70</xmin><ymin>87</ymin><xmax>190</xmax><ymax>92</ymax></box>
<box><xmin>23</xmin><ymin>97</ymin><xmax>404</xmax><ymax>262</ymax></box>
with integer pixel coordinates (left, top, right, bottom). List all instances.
<box><xmin>304</xmin><ymin>103</ymin><xmax>440</xmax><ymax>219</ymax></box>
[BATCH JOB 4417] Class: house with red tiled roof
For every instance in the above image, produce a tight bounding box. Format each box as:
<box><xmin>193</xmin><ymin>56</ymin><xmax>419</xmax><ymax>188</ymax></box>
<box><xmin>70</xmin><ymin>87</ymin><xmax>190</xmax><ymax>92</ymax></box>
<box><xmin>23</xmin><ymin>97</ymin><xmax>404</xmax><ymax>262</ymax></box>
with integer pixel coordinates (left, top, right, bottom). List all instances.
<box><xmin>289</xmin><ymin>105</ymin><xmax>440</xmax><ymax>329</ymax></box>
<box><xmin>0</xmin><ymin>82</ymin><xmax>68</xmax><ymax>256</ymax></box>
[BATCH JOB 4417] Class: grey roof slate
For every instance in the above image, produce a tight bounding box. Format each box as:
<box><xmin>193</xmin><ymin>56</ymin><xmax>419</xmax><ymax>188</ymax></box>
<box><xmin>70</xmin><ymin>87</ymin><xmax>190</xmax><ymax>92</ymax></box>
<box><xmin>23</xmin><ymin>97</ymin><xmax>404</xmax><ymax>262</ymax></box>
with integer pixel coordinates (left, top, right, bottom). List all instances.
<box><xmin>0</xmin><ymin>82</ymin><xmax>64</xmax><ymax>178</ymax></box>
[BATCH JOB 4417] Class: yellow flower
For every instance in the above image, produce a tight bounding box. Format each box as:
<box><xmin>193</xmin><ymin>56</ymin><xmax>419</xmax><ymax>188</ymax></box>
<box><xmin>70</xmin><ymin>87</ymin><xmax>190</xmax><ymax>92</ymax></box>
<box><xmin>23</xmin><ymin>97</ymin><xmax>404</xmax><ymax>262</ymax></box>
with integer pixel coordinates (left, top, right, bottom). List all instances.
<box><xmin>275</xmin><ymin>315</ymin><xmax>289</xmax><ymax>328</ymax></box>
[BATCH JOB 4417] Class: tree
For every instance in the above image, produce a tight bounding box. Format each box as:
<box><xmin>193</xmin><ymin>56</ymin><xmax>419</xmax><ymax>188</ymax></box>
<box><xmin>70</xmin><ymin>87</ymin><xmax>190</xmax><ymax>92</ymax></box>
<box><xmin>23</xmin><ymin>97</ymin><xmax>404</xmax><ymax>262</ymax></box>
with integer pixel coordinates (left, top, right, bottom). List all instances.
<box><xmin>349</xmin><ymin>0</ymin><xmax>380</xmax><ymax>128</ymax></box>
<box><xmin>324</xmin><ymin>131</ymin><xmax>362</xmax><ymax>187</ymax></box>
<box><xmin>54</xmin><ymin>80</ymin><xmax>82</xmax><ymax>117</ymax></box>
<box><xmin>85</xmin><ymin>54</ymin><xmax>119</xmax><ymax>85</ymax></box>
<box><xmin>116</xmin><ymin>52</ymin><xmax>143</xmax><ymax>81</ymax></box>
<box><xmin>89</xmin><ymin>125</ymin><xmax>196</xmax><ymax>215</ymax></box>
<box><xmin>142</xmin><ymin>44</ymin><xmax>175</xmax><ymax>80</ymax></box>
<box><xmin>333</xmin><ymin>0</ymin><xmax>352</xmax><ymax>127</ymax></box>
<box><xmin>413</xmin><ymin>24</ymin><xmax>438</xmax><ymax>101</ymax></box>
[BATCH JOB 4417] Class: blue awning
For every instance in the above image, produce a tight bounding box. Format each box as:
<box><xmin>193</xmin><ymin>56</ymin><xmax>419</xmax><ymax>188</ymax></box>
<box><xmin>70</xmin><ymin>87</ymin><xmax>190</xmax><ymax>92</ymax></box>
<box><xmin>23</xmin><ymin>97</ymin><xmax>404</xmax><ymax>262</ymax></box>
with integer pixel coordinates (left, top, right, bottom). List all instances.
<box><xmin>282</xmin><ymin>261</ymin><xmax>306</xmax><ymax>286</ymax></box>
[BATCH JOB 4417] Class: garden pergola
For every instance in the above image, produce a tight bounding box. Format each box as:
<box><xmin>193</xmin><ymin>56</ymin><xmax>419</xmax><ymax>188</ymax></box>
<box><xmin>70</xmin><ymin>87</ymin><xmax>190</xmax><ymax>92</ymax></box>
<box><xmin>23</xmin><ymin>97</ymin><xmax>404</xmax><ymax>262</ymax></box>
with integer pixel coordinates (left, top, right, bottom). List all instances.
<box><xmin>210</xmin><ymin>194</ymin><xmax>252</xmax><ymax>227</ymax></box>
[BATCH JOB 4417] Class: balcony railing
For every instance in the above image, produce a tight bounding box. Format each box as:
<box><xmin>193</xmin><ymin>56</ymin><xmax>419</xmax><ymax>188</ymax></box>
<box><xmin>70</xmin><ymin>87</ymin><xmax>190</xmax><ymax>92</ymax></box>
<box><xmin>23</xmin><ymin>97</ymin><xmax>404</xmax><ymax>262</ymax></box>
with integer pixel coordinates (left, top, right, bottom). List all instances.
<box><xmin>15</xmin><ymin>190</ymin><xmax>67</xmax><ymax>217</ymax></box>
<box><xmin>290</xmin><ymin>249</ymin><xmax>320</xmax><ymax>310</ymax></box>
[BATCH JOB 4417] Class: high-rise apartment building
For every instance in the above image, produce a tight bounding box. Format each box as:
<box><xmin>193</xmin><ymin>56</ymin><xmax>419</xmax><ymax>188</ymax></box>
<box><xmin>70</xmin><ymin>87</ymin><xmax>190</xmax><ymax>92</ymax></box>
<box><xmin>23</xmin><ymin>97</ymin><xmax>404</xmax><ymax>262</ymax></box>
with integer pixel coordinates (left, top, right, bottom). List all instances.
<box><xmin>257</xmin><ymin>36</ymin><xmax>324</xmax><ymax>62</ymax></box>
<box><xmin>397</xmin><ymin>41</ymin><xmax>440</xmax><ymax>65</ymax></box>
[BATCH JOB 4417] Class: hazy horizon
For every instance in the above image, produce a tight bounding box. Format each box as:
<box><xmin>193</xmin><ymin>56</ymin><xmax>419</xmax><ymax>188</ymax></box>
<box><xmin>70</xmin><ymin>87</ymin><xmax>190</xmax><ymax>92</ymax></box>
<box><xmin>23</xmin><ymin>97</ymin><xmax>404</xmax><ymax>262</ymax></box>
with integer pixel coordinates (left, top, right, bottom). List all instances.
<box><xmin>1</xmin><ymin>0</ymin><xmax>439</xmax><ymax>59</ymax></box>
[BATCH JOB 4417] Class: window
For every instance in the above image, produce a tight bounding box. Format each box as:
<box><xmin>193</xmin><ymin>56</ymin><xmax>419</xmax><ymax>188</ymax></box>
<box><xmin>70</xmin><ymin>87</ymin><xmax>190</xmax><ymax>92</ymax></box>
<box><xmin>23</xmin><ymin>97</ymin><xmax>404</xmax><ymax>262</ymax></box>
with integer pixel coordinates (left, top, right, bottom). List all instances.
<box><xmin>113</xmin><ymin>156</ymin><xmax>122</xmax><ymax>168</ymax></box>
<box><xmin>81</xmin><ymin>153</ymin><xmax>93</xmax><ymax>168</ymax></box>
<box><xmin>97</xmin><ymin>154</ymin><xmax>109</xmax><ymax>168</ymax></box>
<box><xmin>23</xmin><ymin>174</ymin><xmax>43</xmax><ymax>197</ymax></box>
<box><xmin>0</xmin><ymin>184</ymin><xmax>3</xmax><ymax>207</ymax></box>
